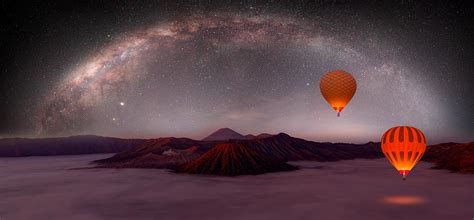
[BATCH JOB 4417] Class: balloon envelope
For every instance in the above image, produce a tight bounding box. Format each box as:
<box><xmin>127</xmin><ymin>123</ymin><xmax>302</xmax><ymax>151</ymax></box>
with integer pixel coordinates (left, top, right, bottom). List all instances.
<box><xmin>381</xmin><ymin>126</ymin><xmax>427</xmax><ymax>180</ymax></box>
<box><xmin>319</xmin><ymin>70</ymin><xmax>357</xmax><ymax>116</ymax></box>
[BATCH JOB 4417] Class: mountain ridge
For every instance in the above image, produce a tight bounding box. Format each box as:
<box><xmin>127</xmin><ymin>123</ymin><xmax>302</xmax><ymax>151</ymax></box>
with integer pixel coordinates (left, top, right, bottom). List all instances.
<box><xmin>1</xmin><ymin>128</ymin><xmax>472</xmax><ymax>175</ymax></box>
<box><xmin>0</xmin><ymin>135</ymin><xmax>147</xmax><ymax>157</ymax></box>
<box><xmin>95</xmin><ymin>131</ymin><xmax>384</xmax><ymax>172</ymax></box>
<box><xmin>423</xmin><ymin>142</ymin><xmax>474</xmax><ymax>173</ymax></box>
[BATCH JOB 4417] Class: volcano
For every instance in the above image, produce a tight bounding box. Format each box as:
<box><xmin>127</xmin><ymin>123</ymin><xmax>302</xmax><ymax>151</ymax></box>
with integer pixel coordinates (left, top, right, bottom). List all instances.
<box><xmin>201</xmin><ymin>128</ymin><xmax>246</xmax><ymax>141</ymax></box>
<box><xmin>178</xmin><ymin>143</ymin><xmax>297</xmax><ymax>176</ymax></box>
<box><xmin>95</xmin><ymin>129</ymin><xmax>384</xmax><ymax>174</ymax></box>
<box><xmin>95</xmin><ymin>137</ymin><xmax>216</xmax><ymax>169</ymax></box>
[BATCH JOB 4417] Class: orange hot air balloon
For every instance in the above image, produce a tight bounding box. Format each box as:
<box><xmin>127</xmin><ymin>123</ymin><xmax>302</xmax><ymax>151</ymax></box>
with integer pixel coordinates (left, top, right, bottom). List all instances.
<box><xmin>319</xmin><ymin>70</ymin><xmax>357</xmax><ymax>116</ymax></box>
<box><xmin>381</xmin><ymin>126</ymin><xmax>427</xmax><ymax>180</ymax></box>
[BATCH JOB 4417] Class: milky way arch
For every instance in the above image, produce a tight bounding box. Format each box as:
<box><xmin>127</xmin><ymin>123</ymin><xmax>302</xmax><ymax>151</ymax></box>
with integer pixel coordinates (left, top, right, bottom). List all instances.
<box><xmin>35</xmin><ymin>14</ymin><xmax>442</xmax><ymax>141</ymax></box>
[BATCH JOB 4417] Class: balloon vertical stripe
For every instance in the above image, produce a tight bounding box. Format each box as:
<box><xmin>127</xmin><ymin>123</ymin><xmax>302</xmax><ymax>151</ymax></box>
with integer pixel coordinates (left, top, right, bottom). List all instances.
<box><xmin>407</xmin><ymin>126</ymin><xmax>414</xmax><ymax>142</ymax></box>
<box><xmin>398</xmin><ymin>126</ymin><xmax>405</xmax><ymax>142</ymax></box>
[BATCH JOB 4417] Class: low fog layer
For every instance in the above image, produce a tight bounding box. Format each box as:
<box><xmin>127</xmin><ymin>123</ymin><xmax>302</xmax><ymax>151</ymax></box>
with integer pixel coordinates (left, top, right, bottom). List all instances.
<box><xmin>0</xmin><ymin>155</ymin><xmax>472</xmax><ymax>220</ymax></box>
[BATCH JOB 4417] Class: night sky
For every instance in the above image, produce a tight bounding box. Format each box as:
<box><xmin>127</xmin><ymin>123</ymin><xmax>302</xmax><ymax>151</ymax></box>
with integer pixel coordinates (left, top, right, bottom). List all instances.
<box><xmin>1</xmin><ymin>1</ymin><xmax>473</xmax><ymax>143</ymax></box>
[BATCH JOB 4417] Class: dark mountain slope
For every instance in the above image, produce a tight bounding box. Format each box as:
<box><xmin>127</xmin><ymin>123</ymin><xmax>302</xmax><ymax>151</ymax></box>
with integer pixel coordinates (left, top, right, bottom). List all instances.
<box><xmin>98</xmin><ymin>146</ymin><xmax>200</xmax><ymax>169</ymax></box>
<box><xmin>94</xmin><ymin>137</ymin><xmax>218</xmax><ymax>168</ymax></box>
<box><xmin>0</xmin><ymin>135</ymin><xmax>146</xmax><ymax>157</ymax></box>
<box><xmin>423</xmin><ymin>142</ymin><xmax>474</xmax><ymax>173</ymax></box>
<box><xmin>236</xmin><ymin>133</ymin><xmax>382</xmax><ymax>161</ymax></box>
<box><xmin>178</xmin><ymin>143</ymin><xmax>297</xmax><ymax>176</ymax></box>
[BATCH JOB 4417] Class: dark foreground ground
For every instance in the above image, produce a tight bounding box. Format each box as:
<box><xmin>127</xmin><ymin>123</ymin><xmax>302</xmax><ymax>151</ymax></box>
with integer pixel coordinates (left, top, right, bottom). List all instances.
<box><xmin>0</xmin><ymin>154</ymin><xmax>472</xmax><ymax>220</ymax></box>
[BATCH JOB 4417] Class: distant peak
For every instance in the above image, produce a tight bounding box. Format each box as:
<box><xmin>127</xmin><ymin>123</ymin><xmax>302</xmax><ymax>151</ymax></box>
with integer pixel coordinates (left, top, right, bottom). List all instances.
<box><xmin>202</xmin><ymin>128</ymin><xmax>245</xmax><ymax>141</ymax></box>
<box><xmin>216</xmin><ymin>127</ymin><xmax>237</xmax><ymax>132</ymax></box>
<box><xmin>275</xmin><ymin>132</ymin><xmax>291</xmax><ymax>138</ymax></box>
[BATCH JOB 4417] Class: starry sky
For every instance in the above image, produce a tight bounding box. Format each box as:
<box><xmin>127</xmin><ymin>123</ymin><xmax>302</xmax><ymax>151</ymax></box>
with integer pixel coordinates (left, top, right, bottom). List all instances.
<box><xmin>1</xmin><ymin>1</ymin><xmax>473</xmax><ymax>143</ymax></box>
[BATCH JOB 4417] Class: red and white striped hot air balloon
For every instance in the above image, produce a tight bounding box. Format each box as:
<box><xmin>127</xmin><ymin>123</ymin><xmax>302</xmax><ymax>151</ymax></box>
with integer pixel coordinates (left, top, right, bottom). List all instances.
<box><xmin>381</xmin><ymin>126</ymin><xmax>427</xmax><ymax>180</ymax></box>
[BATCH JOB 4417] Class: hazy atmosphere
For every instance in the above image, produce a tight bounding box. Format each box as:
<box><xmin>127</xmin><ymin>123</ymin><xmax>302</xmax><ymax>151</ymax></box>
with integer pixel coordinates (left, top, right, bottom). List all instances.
<box><xmin>1</xmin><ymin>154</ymin><xmax>472</xmax><ymax>220</ymax></box>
